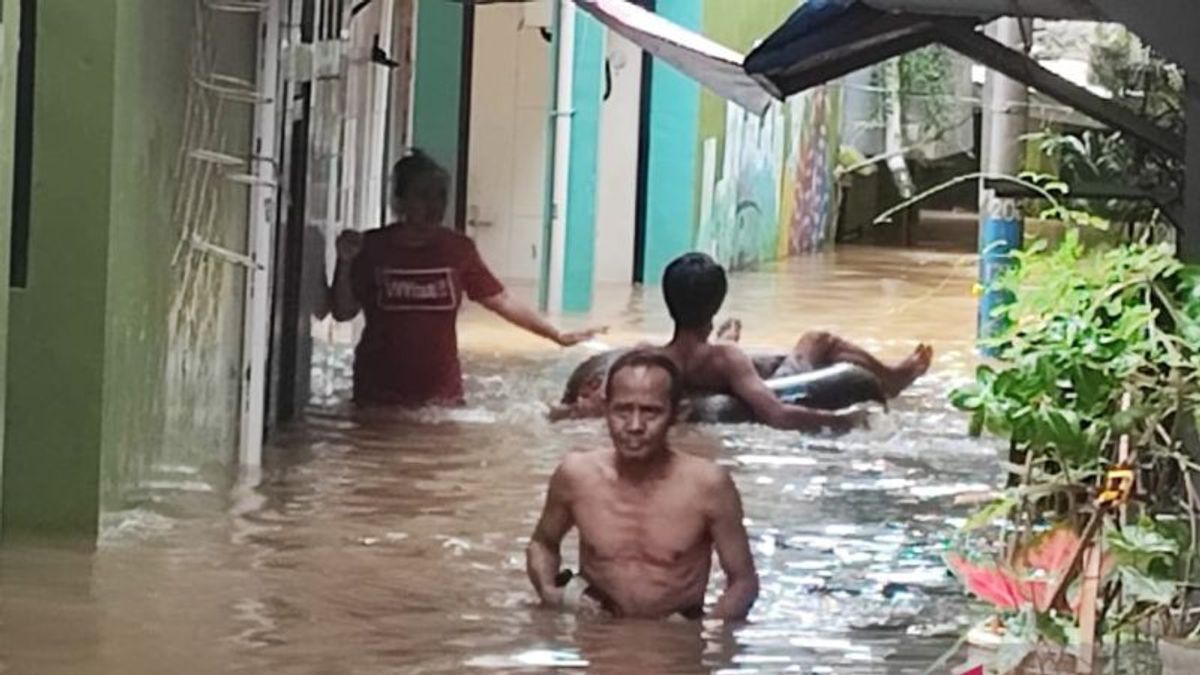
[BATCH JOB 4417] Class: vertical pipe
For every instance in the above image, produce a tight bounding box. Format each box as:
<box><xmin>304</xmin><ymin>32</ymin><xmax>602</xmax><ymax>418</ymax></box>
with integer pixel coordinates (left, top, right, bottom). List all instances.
<box><xmin>883</xmin><ymin>58</ymin><xmax>913</xmax><ymax>200</ymax></box>
<box><xmin>539</xmin><ymin>0</ymin><xmax>574</xmax><ymax>312</ymax></box>
<box><xmin>977</xmin><ymin>17</ymin><xmax>1026</xmax><ymax>351</ymax></box>
<box><xmin>537</xmin><ymin>0</ymin><xmax>561</xmax><ymax>310</ymax></box>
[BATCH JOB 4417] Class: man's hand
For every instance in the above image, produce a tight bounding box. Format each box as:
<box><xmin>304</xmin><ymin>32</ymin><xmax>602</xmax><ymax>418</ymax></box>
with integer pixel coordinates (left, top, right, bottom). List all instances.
<box><xmin>554</xmin><ymin>326</ymin><xmax>608</xmax><ymax>347</ymax></box>
<box><xmin>574</xmin><ymin>594</ymin><xmax>610</xmax><ymax>618</ymax></box>
<box><xmin>831</xmin><ymin>407</ymin><xmax>870</xmax><ymax>434</ymax></box>
<box><xmin>335</xmin><ymin>230</ymin><xmax>364</xmax><ymax>263</ymax></box>
<box><xmin>540</xmin><ymin>586</ymin><xmax>565</xmax><ymax>607</ymax></box>
<box><xmin>540</xmin><ymin>581</ymin><xmax>609</xmax><ymax>618</ymax></box>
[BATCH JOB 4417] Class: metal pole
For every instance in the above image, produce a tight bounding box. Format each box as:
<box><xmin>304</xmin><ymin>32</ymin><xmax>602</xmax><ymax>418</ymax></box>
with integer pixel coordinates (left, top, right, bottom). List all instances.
<box><xmin>977</xmin><ymin>17</ymin><xmax>1026</xmax><ymax>351</ymax></box>
<box><xmin>1182</xmin><ymin>77</ymin><xmax>1200</xmax><ymax>262</ymax></box>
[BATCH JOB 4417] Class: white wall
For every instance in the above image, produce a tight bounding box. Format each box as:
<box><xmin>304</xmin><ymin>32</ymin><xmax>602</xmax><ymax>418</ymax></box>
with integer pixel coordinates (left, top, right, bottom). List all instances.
<box><xmin>466</xmin><ymin>4</ymin><xmax>550</xmax><ymax>282</ymax></box>
<box><xmin>593</xmin><ymin>34</ymin><xmax>641</xmax><ymax>285</ymax></box>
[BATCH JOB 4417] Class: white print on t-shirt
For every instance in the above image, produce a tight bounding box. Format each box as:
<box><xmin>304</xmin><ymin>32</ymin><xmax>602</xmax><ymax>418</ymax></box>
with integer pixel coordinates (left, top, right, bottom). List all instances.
<box><xmin>376</xmin><ymin>267</ymin><xmax>459</xmax><ymax>311</ymax></box>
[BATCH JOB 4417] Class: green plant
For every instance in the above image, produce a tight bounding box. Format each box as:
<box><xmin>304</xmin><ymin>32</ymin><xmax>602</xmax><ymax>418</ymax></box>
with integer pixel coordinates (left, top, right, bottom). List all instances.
<box><xmin>947</xmin><ymin>231</ymin><xmax>1200</xmax><ymax>668</ymax></box>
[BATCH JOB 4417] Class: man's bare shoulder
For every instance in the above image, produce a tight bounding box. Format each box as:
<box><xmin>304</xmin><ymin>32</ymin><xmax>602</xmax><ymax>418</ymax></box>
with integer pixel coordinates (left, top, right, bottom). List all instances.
<box><xmin>691</xmin><ymin>343</ymin><xmax>756</xmax><ymax>383</ymax></box>
<box><xmin>710</xmin><ymin>342</ymin><xmax>755</xmax><ymax>366</ymax></box>
<box><xmin>557</xmin><ymin>447</ymin><xmax>611</xmax><ymax>481</ymax></box>
<box><xmin>671</xmin><ymin>451</ymin><xmax>733</xmax><ymax>490</ymax></box>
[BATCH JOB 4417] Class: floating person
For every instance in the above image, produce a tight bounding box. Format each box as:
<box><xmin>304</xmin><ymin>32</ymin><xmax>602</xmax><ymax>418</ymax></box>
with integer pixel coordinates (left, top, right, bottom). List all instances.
<box><xmin>550</xmin><ymin>252</ymin><xmax>933</xmax><ymax>432</ymax></box>
<box><xmin>330</xmin><ymin>149</ymin><xmax>602</xmax><ymax>407</ymax></box>
<box><xmin>527</xmin><ymin>350</ymin><xmax>759</xmax><ymax>620</ymax></box>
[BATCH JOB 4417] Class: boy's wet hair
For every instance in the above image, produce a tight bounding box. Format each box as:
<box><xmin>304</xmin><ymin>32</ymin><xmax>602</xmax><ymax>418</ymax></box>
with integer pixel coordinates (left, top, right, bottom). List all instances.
<box><xmin>604</xmin><ymin>349</ymin><xmax>684</xmax><ymax>411</ymax></box>
<box><xmin>391</xmin><ymin>148</ymin><xmax>450</xmax><ymax>218</ymax></box>
<box><xmin>662</xmin><ymin>252</ymin><xmax>728</xmax><ymax>330</ymax></box>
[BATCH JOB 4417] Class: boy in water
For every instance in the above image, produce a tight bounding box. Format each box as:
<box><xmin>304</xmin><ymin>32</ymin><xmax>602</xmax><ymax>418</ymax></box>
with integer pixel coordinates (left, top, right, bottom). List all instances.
<box><xmin>550</xmin><ymin>253</ymin><xmax>932</xmax><ymax>433</ymax></box>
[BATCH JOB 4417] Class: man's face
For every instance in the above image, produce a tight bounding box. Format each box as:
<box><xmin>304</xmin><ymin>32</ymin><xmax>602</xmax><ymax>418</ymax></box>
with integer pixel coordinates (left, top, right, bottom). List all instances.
<box><xmin>605</xmin><ymin>366</ymin><xmax>675</xmax><ymax>462</ymax></box>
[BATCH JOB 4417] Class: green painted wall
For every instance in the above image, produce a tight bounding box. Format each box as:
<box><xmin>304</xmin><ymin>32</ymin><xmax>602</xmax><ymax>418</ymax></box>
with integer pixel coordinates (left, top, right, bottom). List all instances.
<box><xmin>689</xmin><ymin>0</ymin><xmax>844</xmax><ymax>267</ymax></box>
<box><xmin>561</xmin><ymin>13</ymin><xmax>604</xmax><ymax>313</ymax></box>
<box><xmin>3</xmin><ymin>0</ymin><xmax>255</xmax><ymax>538</ymax></box>
<box><xmin>0</xmin><ymin>0</ymin><xmax>21</xmax><ymax>519</ymax></box>
<box><xmin>698</xmin><ymin>0</ymin><xmax>797</xmax><ymax>172</ymax></box>
<box><xmin>105</xmin><ymin>2</ymin><xmax>254</xmax><ymax>509</ymax></box>
<box><xmin>4</xmin><ymin>0</ymin><xmax>120</xmax><ymax>536</ymax></box>
<box><xmin>412</xmin><ymin>0</ymin><xmax>463</xmax><ymax>220</ymax></box>
<box><xmin>640</xmin><ymin>0</ymin><xmax>702</xmax><ymax>285</ymax></box>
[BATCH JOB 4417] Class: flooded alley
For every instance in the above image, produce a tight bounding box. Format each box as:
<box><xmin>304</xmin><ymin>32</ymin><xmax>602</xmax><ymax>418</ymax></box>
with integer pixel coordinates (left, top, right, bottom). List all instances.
<box><xmin>0</xmin><ymin>248</ymin><xmax>1003</xmax><ymax>674</ymax></box>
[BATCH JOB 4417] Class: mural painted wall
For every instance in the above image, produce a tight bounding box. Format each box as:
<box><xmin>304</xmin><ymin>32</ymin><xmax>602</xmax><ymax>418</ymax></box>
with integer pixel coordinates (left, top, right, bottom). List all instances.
<box><xmin>692</xmin><ymin>0</ymin><xmax>843</xmax><ymax>271</ymax></box>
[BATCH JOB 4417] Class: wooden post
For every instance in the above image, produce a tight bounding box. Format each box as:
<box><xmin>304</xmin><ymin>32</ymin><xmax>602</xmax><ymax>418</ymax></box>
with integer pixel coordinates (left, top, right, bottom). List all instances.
<box><xmin>1077</xmin><ymin>541</ymin><xmax>1104</xmax><ymax>673</ymax></box>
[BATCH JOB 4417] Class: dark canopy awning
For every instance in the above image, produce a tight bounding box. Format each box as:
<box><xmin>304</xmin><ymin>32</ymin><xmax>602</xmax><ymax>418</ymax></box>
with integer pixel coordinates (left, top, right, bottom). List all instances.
<box><xmin>743</xmin><ymin>0</ymin><xmax>1183</xmax><ymax>161</ymax></box>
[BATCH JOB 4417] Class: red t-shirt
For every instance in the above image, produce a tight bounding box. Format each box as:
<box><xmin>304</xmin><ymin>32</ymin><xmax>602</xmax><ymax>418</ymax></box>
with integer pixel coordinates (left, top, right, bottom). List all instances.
<box><xmin>350</xmin><ymin>226</ymin><xmax>505</xmax><ymax>406</ymax></box>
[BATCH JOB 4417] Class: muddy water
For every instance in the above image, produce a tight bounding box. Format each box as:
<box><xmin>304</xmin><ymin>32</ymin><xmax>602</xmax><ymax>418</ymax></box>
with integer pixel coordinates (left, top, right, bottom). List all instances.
<box><xmin>0</xmin><ymin>247</ymin><xmax>1003</xmax><ymax>674</ymax></box>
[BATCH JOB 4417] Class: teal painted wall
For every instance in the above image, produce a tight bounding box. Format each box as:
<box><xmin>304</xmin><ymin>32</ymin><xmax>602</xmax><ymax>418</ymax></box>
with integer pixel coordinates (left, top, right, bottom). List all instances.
<box><xmin>561</xmin><ymin>13</ymin><xmax>604</xmax><ymax>313</ymax></box>
<box><xmin>412</xmin><ymin>0</ymin><xmax>463</xmax><ymax>222</ymax></box>
<box><xmin>640</xmin><ymin>0</ymin><xmax>702</xmax><ymax>285</ymax></box>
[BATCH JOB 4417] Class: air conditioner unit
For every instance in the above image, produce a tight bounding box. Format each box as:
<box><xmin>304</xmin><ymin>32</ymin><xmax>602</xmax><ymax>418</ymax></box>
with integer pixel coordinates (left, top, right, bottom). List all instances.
<box><xmin>521</xmin><ymin>0</ymin><xmax>553</xmax><ymax>29</ymax></box>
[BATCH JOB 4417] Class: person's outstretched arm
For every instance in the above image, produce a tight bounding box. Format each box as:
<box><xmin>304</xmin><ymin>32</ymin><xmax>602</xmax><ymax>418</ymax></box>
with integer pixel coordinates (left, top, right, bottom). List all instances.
<box><xmin>478</xmin><ymin>292</ymin><xmax>604</xmax><ymax>347</ymax></box>
<box><xmin>721</xmin><ymin>346</ymin><xmax>866</xmax><ymax>434</ymax></box>
<box><xmin>707</xmin><ymin>468</ymin><xmax>759</xmax><ymax>621</ymax></box>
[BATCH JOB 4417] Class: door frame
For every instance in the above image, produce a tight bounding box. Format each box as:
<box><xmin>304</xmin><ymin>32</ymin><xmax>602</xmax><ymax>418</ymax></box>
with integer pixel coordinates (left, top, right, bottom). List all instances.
<box><xmin>238</xmin><ymin>0</ymin><xmax>285</xmax><ymax>467</ymax></box>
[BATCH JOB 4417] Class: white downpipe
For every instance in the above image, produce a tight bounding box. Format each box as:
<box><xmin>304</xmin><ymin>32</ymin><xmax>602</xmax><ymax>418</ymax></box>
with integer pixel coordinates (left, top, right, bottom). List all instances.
<box><xmin>239</xmin><ymin>0</ymin><xmax>282</xmax><ymax>468</ymax></box>
<box><xmin>366</xmin><ymin>0</ymin><xmax>396</xmax><ymax>225</ymax></box>
<box><xmin>883</xmin><ymin>58</ymin><xmax>915</xmax><ymax>199</ymax></box>
<box><xmin>547</xmin><ymin>0</ymin><xmax>576</xmax><ymax>313</ymax></box>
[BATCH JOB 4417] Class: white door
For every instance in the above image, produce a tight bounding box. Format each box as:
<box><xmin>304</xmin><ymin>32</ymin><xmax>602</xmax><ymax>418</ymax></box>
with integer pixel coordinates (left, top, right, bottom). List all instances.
<box><xmin>467</xmin><ymin>3</ymin><xmax>551</xmax><ymax>282</ymax></box>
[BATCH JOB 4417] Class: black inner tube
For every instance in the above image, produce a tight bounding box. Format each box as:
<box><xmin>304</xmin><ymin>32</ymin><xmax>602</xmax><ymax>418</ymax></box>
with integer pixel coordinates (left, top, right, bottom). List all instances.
<box><xmin>560</xmin><ymin>348</ymin><xmax>886</xmax><ymax>424</ymax></box>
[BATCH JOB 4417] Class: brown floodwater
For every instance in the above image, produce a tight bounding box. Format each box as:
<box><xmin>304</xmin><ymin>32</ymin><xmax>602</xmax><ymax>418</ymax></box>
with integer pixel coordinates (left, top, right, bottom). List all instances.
<box><xmin>0</xmin><ymin>247</ymin><xmax>1005</xmax><ymax>674</ymax></box>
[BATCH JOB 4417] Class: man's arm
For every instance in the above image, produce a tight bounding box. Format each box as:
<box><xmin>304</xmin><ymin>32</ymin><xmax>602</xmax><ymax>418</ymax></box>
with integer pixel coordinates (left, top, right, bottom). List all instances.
<box><xmin>707</xmin><ymin>468</ymin><xmax>759</xmax><ymax>621</ymax></box>
<box><xmin>526</xmin><ymin>462</ymin><xmax>576</xmax><ymax>606</ymax></box>
<box><xmin>721</xmin><ymin>346</ymin><xmax>865</xmax><ymax>434</ymax></box>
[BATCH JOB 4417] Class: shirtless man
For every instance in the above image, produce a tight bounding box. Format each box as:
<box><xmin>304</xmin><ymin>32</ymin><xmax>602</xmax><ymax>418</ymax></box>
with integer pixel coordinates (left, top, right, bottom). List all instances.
<box><xmin>527</xmin><ymin>350</ymin><xmax>759</xmax><ymax>621</ymax></box>
<box><xmin>551</xmin><ymin>253</ymin><xmax>933</xmax><ymax>433</ymax></box>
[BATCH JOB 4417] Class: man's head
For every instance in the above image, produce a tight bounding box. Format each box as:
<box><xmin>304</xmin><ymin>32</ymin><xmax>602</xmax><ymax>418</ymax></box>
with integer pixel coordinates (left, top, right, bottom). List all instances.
<box><xmin>604</xmin><ymin>349</ymin><xmax>683</xmax><ymax>462</ymax></box>
<box><xmin>662</xmin><ymin>253</ymin><xmax>728</xmax><ymax>337</ymax></box>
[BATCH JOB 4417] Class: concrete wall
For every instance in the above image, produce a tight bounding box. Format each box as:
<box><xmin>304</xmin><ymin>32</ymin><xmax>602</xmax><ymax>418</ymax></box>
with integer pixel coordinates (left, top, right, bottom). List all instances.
<box><xmin>639</xmin><ymin>0</ymin><xmax>844</xmax><ymax>282</ymax></box>
<box><xmin>3</xmin><ymin>0</ymin><xmax>256</xmax><ymax>538</ymax></box>
<box><xmin>693</xmin><ymin>0</ymin><xmax>843</xmax><ymax>267</ymax></box>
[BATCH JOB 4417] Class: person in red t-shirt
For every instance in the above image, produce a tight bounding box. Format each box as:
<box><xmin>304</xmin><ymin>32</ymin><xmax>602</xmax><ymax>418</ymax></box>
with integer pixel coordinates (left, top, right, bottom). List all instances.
<box><xmin>330</xmin><ymin>150</ymin><xmax>602</xmax><ymax>407</ymax></box>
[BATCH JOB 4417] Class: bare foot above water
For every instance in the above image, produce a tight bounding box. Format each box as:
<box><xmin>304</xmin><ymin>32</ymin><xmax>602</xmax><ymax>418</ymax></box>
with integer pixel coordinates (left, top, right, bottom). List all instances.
<box><xmin>716</xmin><ymin>318</ymin><xmax>742</xmax><ymax>343</ymax></box>
<box><xmin>886</xmin><ymin>343</ymin><xmax>934</xmax><ymax>398</ymax></box>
